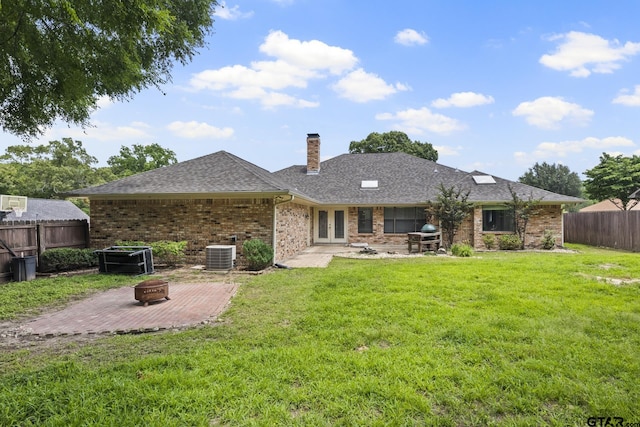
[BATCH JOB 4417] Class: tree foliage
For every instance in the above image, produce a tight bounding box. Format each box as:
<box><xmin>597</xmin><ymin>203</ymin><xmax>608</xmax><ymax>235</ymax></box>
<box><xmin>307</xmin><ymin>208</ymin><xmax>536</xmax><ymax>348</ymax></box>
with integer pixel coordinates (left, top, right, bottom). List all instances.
<box><xmin>0</xmin><ymin>139</ymin><xmax>178</xmax><ymax>202</ymax></box>
<box><xmin>0</xmin><ymin>0</ymin><xmax>217</xmax><ymax>138</ymax></box>
<box><xmin>425</xmin><ymin>184</ymin><xmax>473</xmax><ymax>248</ymax></box>
<box><xmin>108</xmin><ymin>143</ymin><xmax>177</xmax><ymax>177</ymax></box>
<box><xmin>505</xmin><ymin>185</ymin><xmax>540</xmax><ymax>249</ymax></box>
<box><xmin>583</xmin><ymin>153</ymin><xmax>640</xmax><ymax>210</ymax></box>
<box><xmin>518</xmin><ymin>162</ymin><xmax>582</xmax><ymax>197</ymax></box>
<box><xmin>349</xmin><ymin>131</ymin><xmax>438</xmax><ymax>161</ymax></box>
<box><xmin>0</xmin><ymin>138</ymin><xmax>112</xmax><ymax>198</ymax></box>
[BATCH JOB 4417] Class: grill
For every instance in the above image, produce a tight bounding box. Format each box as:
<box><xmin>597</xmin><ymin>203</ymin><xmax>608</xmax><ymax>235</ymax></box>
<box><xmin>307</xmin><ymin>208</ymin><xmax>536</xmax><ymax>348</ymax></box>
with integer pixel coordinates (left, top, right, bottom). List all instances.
<box><xmin>134</xmin><ymin>279</ymin><xmax>170</xmax><ymax>306</ymax></box>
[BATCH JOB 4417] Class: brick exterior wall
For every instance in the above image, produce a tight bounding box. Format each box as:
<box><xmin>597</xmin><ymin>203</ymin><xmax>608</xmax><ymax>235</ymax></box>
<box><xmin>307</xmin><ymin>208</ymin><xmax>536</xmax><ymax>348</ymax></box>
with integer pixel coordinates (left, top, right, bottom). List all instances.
<box><xmin>472</xmin><ymin>204</ymin><xmax>564</xmax><ymax>249</ymax></box>
<box><xmin>90</xmin><ymin>198</ymin><xmax>274</xmax><ymax>265</ymax></box>
<box><xmin>523</xmin><ymin>204</ymin><xmax>564</xmax><ymax>248</ymax></box>
<box><xmin>89</xmin><ymin>198</ymin><xmax>565</xmax><ymax>266</ymax></box>
<box><xmin>341</xmin><ymin>204</ymin><xmax>565</xmax><ymax>250</ymax></box>
<box><xmin>452</xmin><ymin>215</ymin><xmax>474</xmax><ymax>246</ymax></box>
<box><xmin>275</xmin><ymin>202</ymin><xmax>311</xmax><ymax>262</ymax></box>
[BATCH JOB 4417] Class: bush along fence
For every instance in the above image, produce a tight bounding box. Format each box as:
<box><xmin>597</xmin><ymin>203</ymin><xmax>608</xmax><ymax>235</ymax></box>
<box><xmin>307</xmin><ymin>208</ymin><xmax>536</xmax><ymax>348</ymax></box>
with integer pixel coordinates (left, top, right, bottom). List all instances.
<box><xmin>0</xmin><ymin>220</ymin><xmax>90</xmax><ymax>282</ymax></box>
<box><xmin>564</xmin><ymin>210</ymin><xmax>640</xmax><ymax>252</ymax></box>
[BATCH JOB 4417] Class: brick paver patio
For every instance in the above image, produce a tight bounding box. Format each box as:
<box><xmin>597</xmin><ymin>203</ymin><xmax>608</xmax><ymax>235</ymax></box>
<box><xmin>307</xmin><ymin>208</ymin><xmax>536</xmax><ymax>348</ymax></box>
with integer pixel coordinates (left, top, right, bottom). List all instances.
<box><xmin>19</xmin><ymin>282</ymin><xmax>238</xmax><ymax>336</ymax></box>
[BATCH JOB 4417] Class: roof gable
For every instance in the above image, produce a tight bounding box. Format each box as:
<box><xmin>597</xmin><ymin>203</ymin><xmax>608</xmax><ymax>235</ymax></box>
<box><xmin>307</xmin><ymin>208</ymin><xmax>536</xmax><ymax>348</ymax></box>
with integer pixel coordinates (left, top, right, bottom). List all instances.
<box><xmin>72</xmin><ymin>151</ymin><xmax>295</xmax><ymax>196</ymax></box>
<box><xmin>274</xmin><ymin>152</ymin><xmax>468</xmax><ymax>204</ymax></box>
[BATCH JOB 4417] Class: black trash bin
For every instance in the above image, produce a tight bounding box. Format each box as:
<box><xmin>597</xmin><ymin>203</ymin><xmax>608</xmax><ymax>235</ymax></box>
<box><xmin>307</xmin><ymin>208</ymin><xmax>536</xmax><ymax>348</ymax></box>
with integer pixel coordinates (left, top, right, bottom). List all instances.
<box><xmin>12</xmin><ymin>256</ymin><xmax>37</xmax><ymax>282</ymax></box>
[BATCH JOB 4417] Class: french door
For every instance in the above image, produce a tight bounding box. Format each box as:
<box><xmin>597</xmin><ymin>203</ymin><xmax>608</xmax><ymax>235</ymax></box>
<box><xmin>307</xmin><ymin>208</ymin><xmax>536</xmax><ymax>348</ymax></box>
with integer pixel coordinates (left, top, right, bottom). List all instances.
<box><xmin>315</xmin><ymin>208</ymin><xmax>347</xmax><ymax>243</ymax></box>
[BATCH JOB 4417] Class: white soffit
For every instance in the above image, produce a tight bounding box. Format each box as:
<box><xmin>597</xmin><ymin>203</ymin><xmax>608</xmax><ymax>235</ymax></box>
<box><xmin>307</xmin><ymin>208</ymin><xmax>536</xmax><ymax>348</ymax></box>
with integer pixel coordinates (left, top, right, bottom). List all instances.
<box><xmin>361</xmin><ymin>180</ymin><xmax>379</xmax><ymax>188</ymax></box>
<box><xmin>472</xmin><ymin>175</ymin><xmax>496</xmax><ymax>184</ymax></box>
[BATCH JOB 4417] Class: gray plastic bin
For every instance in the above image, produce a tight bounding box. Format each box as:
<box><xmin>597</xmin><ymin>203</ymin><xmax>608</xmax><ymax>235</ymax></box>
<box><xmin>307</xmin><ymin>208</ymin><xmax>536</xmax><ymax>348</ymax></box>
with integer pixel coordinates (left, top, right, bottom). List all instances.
<box><xmin>12</xmin><ymin>256</ymin><xmax>36</xmax><ymax>282</ymax></box>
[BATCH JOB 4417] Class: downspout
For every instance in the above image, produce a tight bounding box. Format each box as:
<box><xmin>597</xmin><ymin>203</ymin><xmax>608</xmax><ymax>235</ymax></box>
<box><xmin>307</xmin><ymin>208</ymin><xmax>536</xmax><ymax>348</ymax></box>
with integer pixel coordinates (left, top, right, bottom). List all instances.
<box><xmin>273</xmin><ymin>195</ymin><xmax>294</xmax><ymax>265</ymax></box>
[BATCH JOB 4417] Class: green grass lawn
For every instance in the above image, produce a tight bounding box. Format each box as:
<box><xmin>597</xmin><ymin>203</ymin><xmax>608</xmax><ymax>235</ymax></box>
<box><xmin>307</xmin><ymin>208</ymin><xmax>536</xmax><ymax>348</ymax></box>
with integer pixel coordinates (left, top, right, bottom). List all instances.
<box><xmin>1</xmin><ymin>245</ymin><xmax>639</xmax><ymax>426</ymax></box>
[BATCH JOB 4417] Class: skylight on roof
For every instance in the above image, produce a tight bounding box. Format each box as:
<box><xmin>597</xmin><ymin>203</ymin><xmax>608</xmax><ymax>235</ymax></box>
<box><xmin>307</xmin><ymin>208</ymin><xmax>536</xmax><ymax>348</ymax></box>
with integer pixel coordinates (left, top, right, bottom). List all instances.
<box><xmin>361</xmin><ymin>180</ymin><xmax>379</xmax><ymax>189</ymax></box>
<box><xmin>472</xmin><ymin>175</ymin><xmax>496</xmax><ymax>184</ymax></box>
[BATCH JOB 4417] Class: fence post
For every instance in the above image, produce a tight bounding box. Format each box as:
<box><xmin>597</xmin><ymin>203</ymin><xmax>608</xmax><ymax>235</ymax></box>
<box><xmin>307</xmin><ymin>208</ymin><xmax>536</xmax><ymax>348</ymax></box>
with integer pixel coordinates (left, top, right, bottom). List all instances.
<box><xmin>37</xmin><ymin>223</ymin><xmax>46</xmax><ymax>255</ymax></box>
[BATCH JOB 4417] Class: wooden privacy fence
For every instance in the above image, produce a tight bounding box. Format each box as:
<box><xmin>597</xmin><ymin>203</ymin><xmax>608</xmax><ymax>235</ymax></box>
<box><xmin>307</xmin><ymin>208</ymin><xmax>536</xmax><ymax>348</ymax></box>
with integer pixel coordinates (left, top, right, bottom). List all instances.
<box><xmin>0</xmin><ymin>220</ymin><xmax>89</xmax><ymax>282</ymax></box>
<box><xmin>563</xmin><ymin>211</ymin><xmax>640</xmax><ymax>252</ymax></box>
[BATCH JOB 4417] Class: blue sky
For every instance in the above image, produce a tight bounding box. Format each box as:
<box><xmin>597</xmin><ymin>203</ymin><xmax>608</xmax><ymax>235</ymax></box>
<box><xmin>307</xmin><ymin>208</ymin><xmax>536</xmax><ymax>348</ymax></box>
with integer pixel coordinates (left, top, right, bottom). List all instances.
<box><xmin>2</xmin><ymin>0</ymin><xmax>640</xmax><ymax>181</ymax></box>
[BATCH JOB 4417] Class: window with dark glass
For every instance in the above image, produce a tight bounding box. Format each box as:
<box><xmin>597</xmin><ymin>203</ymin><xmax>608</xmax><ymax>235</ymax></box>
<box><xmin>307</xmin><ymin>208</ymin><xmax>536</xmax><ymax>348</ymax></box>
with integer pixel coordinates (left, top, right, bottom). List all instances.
<box><xmin>358</xmin><ymin>207</ymin><xmax>373</xmax><ymax>233</ymax></box>
<box><xmin>334</xmin><ymin>210</ymin><xmax>345</xmax><ymax>239</ymax></box>
<box><xmin>482</xmin><ymin>207</ymin><xmax>514</xmax><ymax>232</ymax></box>
<box><xmin>383</xmin><ymin>207</ymin><xmax>426</xmax><ymax>233</ymax></box>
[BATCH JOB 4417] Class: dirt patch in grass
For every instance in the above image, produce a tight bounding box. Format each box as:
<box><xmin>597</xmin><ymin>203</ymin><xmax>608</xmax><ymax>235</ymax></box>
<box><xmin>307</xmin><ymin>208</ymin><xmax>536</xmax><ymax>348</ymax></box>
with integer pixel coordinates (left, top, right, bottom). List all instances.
<box><xmin>577</xmin><ymin>273</ymin><xmax>640</xmax><ymax>286</ymax></box>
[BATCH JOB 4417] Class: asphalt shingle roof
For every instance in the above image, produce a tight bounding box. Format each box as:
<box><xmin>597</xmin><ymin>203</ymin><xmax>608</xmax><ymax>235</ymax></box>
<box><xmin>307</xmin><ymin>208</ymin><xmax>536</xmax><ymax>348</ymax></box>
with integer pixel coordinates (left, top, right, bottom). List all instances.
<box><xmin>71</xmin><ymin>151</ymin><xmax>295</xmax><ymax>196</ymax></box>
<box><xmin>2</xmin><ymin>198</ymin><xmax>89</xmax><ymax>221</ymax></box>
<box><xmin>71</xmin><ymin>150</ymin><xmax>583</xmax><ymax>205</ymax></box>
<box><xmin>274</xmin><ymin>152</ymin><xmax>583</xmax><ymax>204</ymax></box>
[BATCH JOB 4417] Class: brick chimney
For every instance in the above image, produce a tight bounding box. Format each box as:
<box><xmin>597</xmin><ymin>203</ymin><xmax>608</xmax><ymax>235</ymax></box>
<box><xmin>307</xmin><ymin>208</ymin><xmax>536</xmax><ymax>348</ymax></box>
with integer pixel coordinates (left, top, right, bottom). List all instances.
<box><xmin>306</xmin><ymin>133</ymin><xmax>320</xmax><ymax>175</ymax></box>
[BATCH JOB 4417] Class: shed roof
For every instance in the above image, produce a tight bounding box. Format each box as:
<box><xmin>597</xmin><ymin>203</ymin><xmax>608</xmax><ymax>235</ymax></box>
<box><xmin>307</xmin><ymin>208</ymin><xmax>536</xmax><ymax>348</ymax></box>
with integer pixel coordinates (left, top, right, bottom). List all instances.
<box><xmin>580</xmin><ymin>199</ymin><xmax>640</xmax><ymax>211</ymax></box>
<box><xmin>2</xmin><ymin>198</ymin><xmax>89</xmax><ymax>221</ymax></box>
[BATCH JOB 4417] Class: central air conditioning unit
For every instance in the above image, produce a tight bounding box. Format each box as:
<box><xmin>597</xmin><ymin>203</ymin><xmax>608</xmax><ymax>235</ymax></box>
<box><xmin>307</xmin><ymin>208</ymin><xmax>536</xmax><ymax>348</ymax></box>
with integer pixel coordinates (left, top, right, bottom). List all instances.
<box><xmin>205</xmin><ymin>245</ymin><xmax>237</xmax><ymax>270</ymax></box>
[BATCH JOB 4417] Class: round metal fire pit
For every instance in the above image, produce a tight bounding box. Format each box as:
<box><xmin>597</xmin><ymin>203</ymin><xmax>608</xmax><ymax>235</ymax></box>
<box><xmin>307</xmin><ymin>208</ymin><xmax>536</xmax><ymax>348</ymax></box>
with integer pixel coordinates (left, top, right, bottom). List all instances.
<box><xmin>134</xmin><ymin>279</ymin><xmax>170</xmax><ymax>306</ymax></box>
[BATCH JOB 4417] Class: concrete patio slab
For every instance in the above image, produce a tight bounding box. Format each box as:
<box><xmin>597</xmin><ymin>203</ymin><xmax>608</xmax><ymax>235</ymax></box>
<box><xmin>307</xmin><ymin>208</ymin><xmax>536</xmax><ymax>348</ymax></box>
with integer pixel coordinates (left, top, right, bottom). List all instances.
<box><xmin>280</xmin><ymin>244</ymin><xmax>409</xmax><ymax>268</ymax></box>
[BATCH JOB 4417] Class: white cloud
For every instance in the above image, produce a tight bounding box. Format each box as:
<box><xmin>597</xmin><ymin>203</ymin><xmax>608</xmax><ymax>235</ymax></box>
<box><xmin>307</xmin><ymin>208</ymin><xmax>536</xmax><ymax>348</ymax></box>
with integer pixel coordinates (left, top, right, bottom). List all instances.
<box><xmin>166</xmin><ymin>121</ymin><xmax>235</xmax><ymax>139</ymax></box>
<box><xmin>190</xmin><ymin>61</ymin><xmax>315</xmax><ymax>92</ymax></box>
<box><xmin>431</xmin><ymin>92</ymin><xmax>495</xmax><ymax>108</ymax></box>
<box><xmin>189</xmin><ymin>30</ymin><xmax>405</xmax><ymax>107</ymax></box>
<box><xmin>214</xmin><ymin>1</ymin><xmax>254</xmax><ymax>20</ymax></box>
<box><xmin>61</xmin><ymin>121</ymin><xmax>152</xmax><ymax>141</ymax></box>
<box><xmin>332</xmin><ymin>69</ymin><xmax>407</xmax><ymax>102</ymax></box>
<box><xmin>434</xmin><ymin>145</ymin><xmax>461</xmax><ymax>156</ymax></box>
<box><xmin>95</xmin><ymin>96</ymin><xmax>114</xmax><ymax>109</ymax></box>
<box><xmin>376</xmin><ymin>107</ymin><xmax>466</xmax><ymax>135</ymax></box>
<box><xmin>259</xmin><ymin>30</ymin><xmax>358</xmax><ymax>75</ymax></box>
<box><xmin>189</xmin><ymin>31</ymin><xmax>358</xmax><ymax>108</ymax></box>
<box><xmin>613</xmin><ymin>85</ymin><xmax>640</xmax><ymax>106</ymax></box>
<box><xmin>540</xmin><ymin>31</ymin><xmax>640</xmax><ymax>77</ymax></box>
<box><xmin>514</xmin><ymin>136</ymin><xmax>635</xmax><ymax>163</ymax></box>
<box><xmin>394</xmin><ymin>29</ymin><xmax>429</xmax><ymax>46</ymax></box>
<box><xmin>512</xmin><ymin>96</ymin><xmax>593</xmax><ymax>129</ymax></box>
<box><xmin>259</xmin><ymin>92</ymin><xmax>319</xmax><ymax>109</ymax></box>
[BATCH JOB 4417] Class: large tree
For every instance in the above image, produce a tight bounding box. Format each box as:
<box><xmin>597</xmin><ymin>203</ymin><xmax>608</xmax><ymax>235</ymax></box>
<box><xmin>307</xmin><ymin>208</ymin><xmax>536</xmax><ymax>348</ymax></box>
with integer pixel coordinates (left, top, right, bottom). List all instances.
<box><xmin>108</xmin><ymin>143</ymin><xmax>177</xmax><ymax>178</ymax></box>
<box><xmin>0</xmin><ymin>0</ymin><xmax>217</xmax><ymax>138</ymax></box>
<box><xmin>0</xmin><ymin>138</ymin><xmax>113</xmax><ymax>198</ymax></box>
<box><xmin>518</xmin><ymin>162</ymin><xmax>582</xmax><ymax>197</ymax></box>
<box><xmin>349</xmin><ymin>131</ymin><xmax>438</xmax><ymax>161</ymax></box>
<box><xmin>584</xmin><ymin>153</ymin><xmax>640</xmax><ymax>210</ymax></box>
